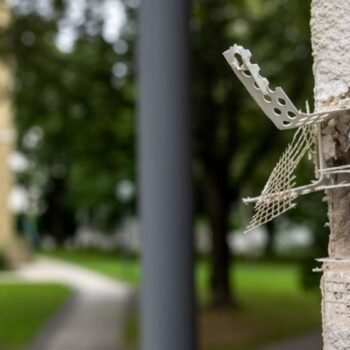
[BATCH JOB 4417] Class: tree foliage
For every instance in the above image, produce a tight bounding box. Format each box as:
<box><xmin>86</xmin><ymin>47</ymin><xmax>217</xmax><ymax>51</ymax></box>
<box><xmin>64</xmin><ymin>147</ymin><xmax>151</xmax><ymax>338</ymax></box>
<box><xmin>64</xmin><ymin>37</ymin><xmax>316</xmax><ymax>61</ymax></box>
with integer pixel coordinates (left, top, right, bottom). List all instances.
<box><xmin>5</xmin><ymin>0</ymin><xmax>322</xmax><ymax>304</ymax></box>
<box><xmin>7</xmin><ymin>0</ymin><xmax>136</xmax><ymax>241</ymax></box>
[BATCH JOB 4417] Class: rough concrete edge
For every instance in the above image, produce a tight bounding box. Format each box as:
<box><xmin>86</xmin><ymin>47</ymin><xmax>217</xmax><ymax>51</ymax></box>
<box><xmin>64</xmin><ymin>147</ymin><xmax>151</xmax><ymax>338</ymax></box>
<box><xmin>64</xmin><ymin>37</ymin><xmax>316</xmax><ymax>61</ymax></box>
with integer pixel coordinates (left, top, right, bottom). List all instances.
<box><xmin>26</xmin><ymin>289</ymin><xmax>79</xmax><ymax>350</ymax></box>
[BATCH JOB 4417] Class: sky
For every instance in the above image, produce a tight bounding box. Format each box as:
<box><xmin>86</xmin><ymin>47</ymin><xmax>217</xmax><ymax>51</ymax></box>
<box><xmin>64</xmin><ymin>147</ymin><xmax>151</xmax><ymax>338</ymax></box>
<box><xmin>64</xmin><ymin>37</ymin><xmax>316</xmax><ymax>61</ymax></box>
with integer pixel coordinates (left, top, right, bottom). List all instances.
<box><xmin>9</xmin><ymin>0</ymin><xmax>126</xmax><ymax>52</ymax></box>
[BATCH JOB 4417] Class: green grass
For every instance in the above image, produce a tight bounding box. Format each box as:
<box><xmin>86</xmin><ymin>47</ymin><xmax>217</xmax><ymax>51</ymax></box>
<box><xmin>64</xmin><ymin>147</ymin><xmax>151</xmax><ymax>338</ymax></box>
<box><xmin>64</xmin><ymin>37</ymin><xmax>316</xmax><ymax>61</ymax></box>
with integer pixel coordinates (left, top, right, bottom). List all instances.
<box><xmin>45</xmin><ymin>250</ymin><xmax>321</xmax><ymax>349</ymax></box>
<box><xmin>0</xmin><ymin>283</ymin><xmax>71</xmax><ymax>350</ymax></box>
<box><xmin>198</xmin><ymin>263</ymin><xmax>320</xmax><ymax>349</ymax></box>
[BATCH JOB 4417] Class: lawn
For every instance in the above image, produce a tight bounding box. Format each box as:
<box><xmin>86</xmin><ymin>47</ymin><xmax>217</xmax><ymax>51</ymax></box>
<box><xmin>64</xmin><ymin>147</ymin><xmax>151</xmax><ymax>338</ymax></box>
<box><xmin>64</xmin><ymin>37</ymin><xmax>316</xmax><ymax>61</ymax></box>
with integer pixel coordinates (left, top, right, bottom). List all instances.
<box><xmin>198</xmin><ymin>264</ymin><xmax>320</xmax><ymax>350</ymax></box>
<box><xmin>46</xmin><ymin>250</ymin><xmax>321</xmax><ymax>349</ymax></box>
<box><xmin>0</xmin><ymin>283</ymin><xmax>71</xmax><ymax>350</ymax></box>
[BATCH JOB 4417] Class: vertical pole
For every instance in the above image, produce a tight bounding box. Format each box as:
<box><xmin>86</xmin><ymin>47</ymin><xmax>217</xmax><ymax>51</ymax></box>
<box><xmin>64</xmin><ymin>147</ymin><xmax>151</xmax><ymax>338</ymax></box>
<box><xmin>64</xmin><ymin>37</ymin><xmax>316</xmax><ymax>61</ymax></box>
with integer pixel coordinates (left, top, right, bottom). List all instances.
<box><xmin>138</xmin><ymin>0</ymin><xmax>196</xmax><ymax>350</ymax></box>
<box><xmin>0</xmin><ymin>0</ymin><xmax>14</xmax><ymax>252</ymax></box>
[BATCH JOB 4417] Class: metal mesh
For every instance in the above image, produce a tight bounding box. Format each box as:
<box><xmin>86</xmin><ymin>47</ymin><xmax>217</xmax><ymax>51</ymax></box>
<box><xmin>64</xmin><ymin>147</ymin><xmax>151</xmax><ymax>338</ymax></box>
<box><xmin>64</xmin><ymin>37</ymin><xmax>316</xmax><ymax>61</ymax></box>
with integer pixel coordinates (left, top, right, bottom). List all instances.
<box><xmin>245</xmin><ymin>126</ymin><xmax>316</xmax><ymax>233</ymax></box>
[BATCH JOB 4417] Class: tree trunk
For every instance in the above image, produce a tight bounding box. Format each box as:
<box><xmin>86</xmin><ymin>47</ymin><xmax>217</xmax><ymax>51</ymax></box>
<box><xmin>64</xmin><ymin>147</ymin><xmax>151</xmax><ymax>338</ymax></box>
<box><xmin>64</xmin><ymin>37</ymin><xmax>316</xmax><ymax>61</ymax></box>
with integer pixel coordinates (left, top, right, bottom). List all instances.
<box><xmin>205</xmin><ymin>172</ymin><xmax>238</xmax><ymax>308</ymax></box>
<box><xmin>44</xmin><ymin>177</ymin><xmax>76</xmax><ymax>246</ymax></box>
<box><xmin>311</xmin><ymin>1</ymin><xmax>350</xmax><ymax>347</ymax></box>
<box><xmin>264</xmin><ymin>221</ymin><xmax>276</xmax><ymax>259</ymax></box>
<box><xmin>208</xmin><ymin>196</ymin><xmax>231</xmax><ymax>307</ymax></box>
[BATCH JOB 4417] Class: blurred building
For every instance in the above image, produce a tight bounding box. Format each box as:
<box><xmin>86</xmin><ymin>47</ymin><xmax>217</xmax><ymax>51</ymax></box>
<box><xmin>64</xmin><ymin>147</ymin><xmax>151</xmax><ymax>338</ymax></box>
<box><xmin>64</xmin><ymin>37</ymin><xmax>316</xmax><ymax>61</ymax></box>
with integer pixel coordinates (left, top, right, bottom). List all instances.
<box><xmin>0</xmin><ymin>0</ymin><xmax>15</xmax><ymax>254</ymax></box>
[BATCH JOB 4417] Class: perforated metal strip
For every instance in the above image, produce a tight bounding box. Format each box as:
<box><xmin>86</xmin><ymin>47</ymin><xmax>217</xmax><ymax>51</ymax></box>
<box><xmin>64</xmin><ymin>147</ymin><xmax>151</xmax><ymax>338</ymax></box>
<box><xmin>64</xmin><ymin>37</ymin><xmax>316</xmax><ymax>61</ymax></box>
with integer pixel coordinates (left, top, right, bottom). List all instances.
<box><xmin>223</xmin><ymin>44</ymin><xmax>348</xmax><ymax>130</ymax></box>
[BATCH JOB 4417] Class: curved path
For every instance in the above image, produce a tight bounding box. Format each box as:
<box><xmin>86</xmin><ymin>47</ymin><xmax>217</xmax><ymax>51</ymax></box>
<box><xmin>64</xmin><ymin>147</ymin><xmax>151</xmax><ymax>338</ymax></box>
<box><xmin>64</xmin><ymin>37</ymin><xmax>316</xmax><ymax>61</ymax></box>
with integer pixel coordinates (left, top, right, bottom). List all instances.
<box><xmin>15</xmin><ymin>257</ymin><xmax>133</xmax><ymax>350</ymax></box>
<box><xmin>7</xmin><ymin>257</ymin><xmax>321</xmax><ymax>350</ymax></box>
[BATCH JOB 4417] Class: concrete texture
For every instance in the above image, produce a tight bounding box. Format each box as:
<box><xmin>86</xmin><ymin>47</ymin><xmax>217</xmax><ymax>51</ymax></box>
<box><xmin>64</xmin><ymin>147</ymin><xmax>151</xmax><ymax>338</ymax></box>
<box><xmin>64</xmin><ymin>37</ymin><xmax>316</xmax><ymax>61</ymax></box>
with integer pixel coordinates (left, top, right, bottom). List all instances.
<box><xmin>258</xmin><ymin>330</ymin><xmax>322</xmax><ymax>350</ymax></box>
<box><xmin>14</xmin><ymin>257</ymin><xmax>133</xmax><ymax>350</ymax></box>
<box><xmin>311</xmin><ymin>0</ymin><xmax>350</xmax><ymax>348</ymax></box>
<box><xmin>311</xmin><ymin>0</ymin><xmax>350</xmax><ymax>105</ymax></box>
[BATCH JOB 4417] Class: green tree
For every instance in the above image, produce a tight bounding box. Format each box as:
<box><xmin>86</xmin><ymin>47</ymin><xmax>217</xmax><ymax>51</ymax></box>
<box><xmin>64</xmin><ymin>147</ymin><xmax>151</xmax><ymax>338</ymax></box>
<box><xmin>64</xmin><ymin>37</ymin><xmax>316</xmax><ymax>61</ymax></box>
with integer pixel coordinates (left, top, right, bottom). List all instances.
<box><xmin>8</xmin><ymin>0</ymin><xmax>136</xmax><ymax>243</ymax></box>
<box><xmin>7</xmin><ymin>0</ymin><xmax>317</xmax><ymax>308</ymax></box>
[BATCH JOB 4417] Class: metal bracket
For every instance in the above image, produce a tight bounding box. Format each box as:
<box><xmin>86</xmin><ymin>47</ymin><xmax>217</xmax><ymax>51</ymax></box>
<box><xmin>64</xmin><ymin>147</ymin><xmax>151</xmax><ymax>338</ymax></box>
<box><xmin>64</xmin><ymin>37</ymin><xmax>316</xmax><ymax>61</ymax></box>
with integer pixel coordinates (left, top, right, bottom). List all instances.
<box><xmin>223</xmin><ymin>44</ymin><xmax>349</xmax><ymax>130</ymax></box>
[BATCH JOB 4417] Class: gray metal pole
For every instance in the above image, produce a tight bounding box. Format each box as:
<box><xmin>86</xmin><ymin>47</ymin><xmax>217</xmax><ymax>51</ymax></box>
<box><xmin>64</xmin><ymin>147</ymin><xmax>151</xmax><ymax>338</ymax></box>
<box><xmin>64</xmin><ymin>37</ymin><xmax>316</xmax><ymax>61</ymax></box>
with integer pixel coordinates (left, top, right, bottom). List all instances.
<box><xmin>138</xmin><ymin>0</ymin><xmax>196</xmax><ymax>349</ymax></box>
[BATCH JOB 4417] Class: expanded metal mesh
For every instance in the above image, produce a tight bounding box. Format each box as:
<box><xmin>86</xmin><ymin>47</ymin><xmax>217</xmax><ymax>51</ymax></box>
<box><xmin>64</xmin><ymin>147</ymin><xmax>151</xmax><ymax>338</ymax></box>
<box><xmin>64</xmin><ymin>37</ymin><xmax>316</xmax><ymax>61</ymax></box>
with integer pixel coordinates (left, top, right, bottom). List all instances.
<box><xmin>245</xmin><ymin>126</ymin><xmax>316</xmax><ymax>233</ymax></box>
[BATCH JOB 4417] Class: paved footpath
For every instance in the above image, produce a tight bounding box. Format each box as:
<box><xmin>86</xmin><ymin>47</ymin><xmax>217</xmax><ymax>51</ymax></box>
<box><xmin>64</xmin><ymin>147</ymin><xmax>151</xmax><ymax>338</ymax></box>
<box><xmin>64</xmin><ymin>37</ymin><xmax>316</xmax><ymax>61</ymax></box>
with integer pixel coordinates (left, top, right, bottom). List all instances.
<box><xmin>10</xmin><ymin>257</ymin><xmax>133</xmax><ymax>350</ymax></box>
<box><xmin>258</xmin><ymin>330</ymin><xmax>322</xmax><ymax>350</ymax></box>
